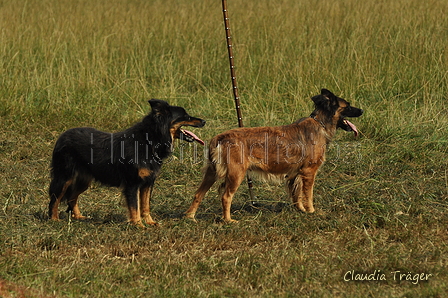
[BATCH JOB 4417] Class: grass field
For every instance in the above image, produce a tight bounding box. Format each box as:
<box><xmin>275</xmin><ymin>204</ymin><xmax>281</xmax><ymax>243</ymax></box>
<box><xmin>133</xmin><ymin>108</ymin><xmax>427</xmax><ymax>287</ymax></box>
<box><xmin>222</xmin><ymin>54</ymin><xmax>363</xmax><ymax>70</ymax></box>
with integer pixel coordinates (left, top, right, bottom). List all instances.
<box><xmin>1</xmin><ymin>0</ymin><xmax>447</xmax><ymax>297</ymax></box>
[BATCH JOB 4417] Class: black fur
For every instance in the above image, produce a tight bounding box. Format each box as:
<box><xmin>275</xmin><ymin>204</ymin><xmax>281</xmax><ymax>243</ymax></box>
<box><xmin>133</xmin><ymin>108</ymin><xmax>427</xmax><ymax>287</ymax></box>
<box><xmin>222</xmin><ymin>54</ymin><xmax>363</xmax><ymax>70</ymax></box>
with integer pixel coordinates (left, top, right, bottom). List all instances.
<box><xmin>49</xmin><ymin>99</ymin><xmax>205</xmax><ymax>226</ymax></box>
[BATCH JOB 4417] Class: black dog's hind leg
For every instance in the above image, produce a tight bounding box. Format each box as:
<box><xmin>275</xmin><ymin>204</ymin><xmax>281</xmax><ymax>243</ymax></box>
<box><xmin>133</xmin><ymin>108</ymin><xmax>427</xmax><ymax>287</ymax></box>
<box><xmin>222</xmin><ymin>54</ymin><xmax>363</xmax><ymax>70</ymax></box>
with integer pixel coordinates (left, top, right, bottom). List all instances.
<box><xmin>123</xmin><ymin>185</ymin><xmax>144</xmax><ymax>227</ymax></box>
<box><xmin>66</xmin><ymin>175</ymin><xmax>92</xmax><ymax>220</ymax></box>
<box><xmin>49</xmin><ymin>178</ymin><xmax>74</xmax><ymax>220</ymax></box>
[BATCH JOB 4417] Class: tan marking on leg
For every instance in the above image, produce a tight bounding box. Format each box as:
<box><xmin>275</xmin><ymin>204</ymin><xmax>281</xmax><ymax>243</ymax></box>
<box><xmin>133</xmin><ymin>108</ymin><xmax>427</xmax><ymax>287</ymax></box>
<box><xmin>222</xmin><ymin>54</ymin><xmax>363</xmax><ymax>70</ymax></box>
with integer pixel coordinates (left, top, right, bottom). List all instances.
<box><xmin>139</xmin><ymin>186</ymin><xmax>158</xmax><ymax>226</ymax></box>
<box><xmin>67</xmin><ymin>184</ymin><xmax>90</xmax><ymax>220</ymax></box>
<box><xmin>50</xmin><ymin>179</ymin><xmax>73</xmax><ymax>220</ymax></box>
<box><xmin>128</xmin><ymin>205</ymin><xmax>144</xmax><ymax>227</ymax></box>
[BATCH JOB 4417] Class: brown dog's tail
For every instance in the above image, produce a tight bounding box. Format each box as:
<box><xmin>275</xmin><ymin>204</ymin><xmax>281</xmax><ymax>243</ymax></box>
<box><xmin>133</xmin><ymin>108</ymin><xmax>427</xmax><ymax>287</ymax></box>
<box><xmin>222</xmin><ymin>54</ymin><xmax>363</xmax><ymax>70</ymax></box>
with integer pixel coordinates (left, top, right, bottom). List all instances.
<box><xmin>206</xmin><ymin>137</ymin><xmax>229</xmax><ymax>179</ymax></box>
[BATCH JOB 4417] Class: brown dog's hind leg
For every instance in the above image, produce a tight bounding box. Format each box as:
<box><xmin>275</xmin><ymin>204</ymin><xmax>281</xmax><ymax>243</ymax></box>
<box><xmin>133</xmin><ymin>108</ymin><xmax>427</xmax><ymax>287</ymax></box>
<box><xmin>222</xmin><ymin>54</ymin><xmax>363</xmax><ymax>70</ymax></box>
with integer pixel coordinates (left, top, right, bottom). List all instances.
<box><xmin>288</xmin><ymin>175</ymin><xmax>306</xmax><ymax>212</ymax></box>
<box><xmin>300</xmin><ymin>167</ymin><xmax>318</xmax><ymax>213</ymax></box>
<box><xmin>221</xmin><ymin>168</ymin><xmax>246</xmax><ymax>223</ymax></box>
<box><xmin>185</xmin><ymin>164</ymin><xmax>218</xmax><ymax>220</ymax></box>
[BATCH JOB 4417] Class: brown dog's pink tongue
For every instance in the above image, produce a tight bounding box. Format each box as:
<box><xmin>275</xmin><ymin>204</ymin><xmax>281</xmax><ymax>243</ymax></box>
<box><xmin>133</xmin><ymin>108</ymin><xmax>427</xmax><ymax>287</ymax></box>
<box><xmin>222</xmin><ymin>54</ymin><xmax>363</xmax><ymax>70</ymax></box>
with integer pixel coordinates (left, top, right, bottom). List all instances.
<box><xmin>345</xmin><ymin>120</ymin><xmax>359</xmax><ymax>137</ymax></box>
<box><xmin>182</xmin><ymin>129</ymin><xmax>205</xmax><ymax>145</ymax></box>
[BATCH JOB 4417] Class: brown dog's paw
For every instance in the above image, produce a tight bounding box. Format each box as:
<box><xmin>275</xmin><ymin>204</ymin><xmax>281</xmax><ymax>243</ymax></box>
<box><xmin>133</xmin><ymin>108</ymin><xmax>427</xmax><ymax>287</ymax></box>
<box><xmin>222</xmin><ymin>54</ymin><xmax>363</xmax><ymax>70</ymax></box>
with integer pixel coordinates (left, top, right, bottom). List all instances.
<box><xmin>145</xmin><ymin>221</ymin><xmax>160</xmax><ymax>227</ymax></box>
<box><xmin>218</xmin><ymin>217</ymin><xmax>239</xmax><ymax>224</ymax></box>
<box><xmin>184</xmin><ymin>213</ymin><xmax>198</xmax><ymax>223</ymax></box>
<box><xmin>71</xmin><ymin>214</ymin><xmax>89</xmax><ymax>220</ymax></box>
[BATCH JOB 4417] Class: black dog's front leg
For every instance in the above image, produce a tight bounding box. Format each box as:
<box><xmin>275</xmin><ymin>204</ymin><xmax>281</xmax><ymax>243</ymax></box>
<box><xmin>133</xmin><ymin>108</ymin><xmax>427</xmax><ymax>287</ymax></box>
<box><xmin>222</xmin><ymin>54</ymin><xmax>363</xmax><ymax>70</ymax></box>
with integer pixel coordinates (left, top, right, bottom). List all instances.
<box><xmin>123</xmin><ymin>185</ymin><xmax>143</xmax><ymax>226</ymax></box>
<box><xmin>139</xmin><ymin>183</ymin><xmax>158</xmax><ymax>226</ymax></box>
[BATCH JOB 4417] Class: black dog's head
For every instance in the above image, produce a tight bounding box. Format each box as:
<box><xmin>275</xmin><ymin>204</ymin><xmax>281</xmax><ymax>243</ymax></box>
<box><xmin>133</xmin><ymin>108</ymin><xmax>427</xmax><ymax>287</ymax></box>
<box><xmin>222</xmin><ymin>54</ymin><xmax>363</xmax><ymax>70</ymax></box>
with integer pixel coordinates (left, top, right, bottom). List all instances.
<box><xmin>311</xmin><ymin>89</ymin><xmax>363</xmax><ymax>136</ymax></box>
<box><xmin>148</xmin><ymin>99</ymin><xmax>206</xmax><ymax>145</ymax></box>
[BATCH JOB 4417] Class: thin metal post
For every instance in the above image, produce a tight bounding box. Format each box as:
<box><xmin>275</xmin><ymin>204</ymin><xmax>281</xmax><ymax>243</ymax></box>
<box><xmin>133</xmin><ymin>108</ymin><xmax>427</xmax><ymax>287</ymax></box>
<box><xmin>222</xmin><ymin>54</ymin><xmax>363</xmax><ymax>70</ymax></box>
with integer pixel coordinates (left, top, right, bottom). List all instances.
<box><xmin>222</xmin><ymin>0</ymin><xmax>255</xmax><ymax>200</ymax></box>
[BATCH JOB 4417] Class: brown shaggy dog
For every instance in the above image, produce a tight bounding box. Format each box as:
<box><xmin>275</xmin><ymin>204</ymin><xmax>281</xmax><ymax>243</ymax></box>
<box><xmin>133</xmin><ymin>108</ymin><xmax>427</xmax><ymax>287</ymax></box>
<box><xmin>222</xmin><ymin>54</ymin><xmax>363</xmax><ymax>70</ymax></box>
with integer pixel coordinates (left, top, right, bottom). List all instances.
<box><xmin>185</xmin><ymin>89</ymin><xmax>363</xmax><ymax>222</ymax></box>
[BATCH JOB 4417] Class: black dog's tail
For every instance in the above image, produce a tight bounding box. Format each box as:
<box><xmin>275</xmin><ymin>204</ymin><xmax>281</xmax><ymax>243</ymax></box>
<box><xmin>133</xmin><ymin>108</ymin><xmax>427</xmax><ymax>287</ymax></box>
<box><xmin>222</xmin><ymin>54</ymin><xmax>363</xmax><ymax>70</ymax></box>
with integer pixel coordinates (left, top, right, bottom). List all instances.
<box><xmin>50</xmin><ymin>139</ymin><xmax>74</xmax><ymax>187</ymax></box>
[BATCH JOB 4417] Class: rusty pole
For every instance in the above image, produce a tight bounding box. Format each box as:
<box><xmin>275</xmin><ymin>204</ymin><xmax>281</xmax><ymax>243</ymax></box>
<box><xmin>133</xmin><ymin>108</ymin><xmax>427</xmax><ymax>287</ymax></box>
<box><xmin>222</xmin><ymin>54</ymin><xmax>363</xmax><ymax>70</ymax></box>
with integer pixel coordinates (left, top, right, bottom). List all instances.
<box><xmin>222</xmin><ymin>0</ymin><xmax>255</xmax><ymax>200</ymax></box>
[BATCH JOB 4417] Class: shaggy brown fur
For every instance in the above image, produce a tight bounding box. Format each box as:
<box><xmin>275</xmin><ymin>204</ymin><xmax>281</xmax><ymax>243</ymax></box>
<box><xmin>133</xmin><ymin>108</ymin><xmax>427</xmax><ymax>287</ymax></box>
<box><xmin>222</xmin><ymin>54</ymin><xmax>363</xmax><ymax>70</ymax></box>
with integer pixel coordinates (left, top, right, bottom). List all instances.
<box><xmin>185</xmin><ymin>89</ymin><xmax>363</xmax><ymax>222</ymax></box>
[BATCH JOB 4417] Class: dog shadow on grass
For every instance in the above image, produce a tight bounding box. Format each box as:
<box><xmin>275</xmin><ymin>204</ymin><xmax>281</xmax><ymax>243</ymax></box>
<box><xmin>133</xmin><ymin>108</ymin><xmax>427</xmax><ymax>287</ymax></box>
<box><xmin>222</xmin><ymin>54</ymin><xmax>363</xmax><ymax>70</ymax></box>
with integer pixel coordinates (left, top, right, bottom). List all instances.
<box><xmin>156</xmin><ymin>199</ymin><xmax>294</xmax><ymax>223</ymax></box>
<box><xmin>34</xmin><ymin>209</ymin><xmax>128</xmax><ymax>226</ymax></box>
<box><xmin>34</xmin><ymin>198</ymin><xmax>294</xmax><ymax>227</ymax></box>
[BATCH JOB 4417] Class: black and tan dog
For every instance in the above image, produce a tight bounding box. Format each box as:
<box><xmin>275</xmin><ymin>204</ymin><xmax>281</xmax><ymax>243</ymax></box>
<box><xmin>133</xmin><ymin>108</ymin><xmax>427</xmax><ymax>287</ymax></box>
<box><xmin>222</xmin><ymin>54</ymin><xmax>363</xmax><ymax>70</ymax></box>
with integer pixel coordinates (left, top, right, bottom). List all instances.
<box><xmin>49</xmin><ymin>99</ymin><xmax>205</xmax><ymax>226</ymax></box>
<box><xmin>185</xmin><ymin>89</ymin><xmax>363</xmax><ymax>222</ymax></box>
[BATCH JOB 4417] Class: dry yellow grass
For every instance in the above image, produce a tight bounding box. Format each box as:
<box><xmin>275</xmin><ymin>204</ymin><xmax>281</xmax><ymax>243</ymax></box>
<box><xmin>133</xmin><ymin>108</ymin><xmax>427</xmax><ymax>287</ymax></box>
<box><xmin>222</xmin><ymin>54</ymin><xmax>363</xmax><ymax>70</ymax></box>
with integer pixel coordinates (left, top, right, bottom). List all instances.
<box><xmin>1</xmin><ymin>0</ymin><xmax>447</xmax><ymax>297</ymax></box>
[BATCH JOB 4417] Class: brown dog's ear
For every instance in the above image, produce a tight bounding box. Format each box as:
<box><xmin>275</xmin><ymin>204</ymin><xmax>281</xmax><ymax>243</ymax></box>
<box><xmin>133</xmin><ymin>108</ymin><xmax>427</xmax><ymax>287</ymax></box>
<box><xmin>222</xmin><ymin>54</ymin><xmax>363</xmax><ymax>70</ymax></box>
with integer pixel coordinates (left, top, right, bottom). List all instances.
<box><xmin>322</xmin><ymin>89</ymin><xmax>340</xmax><ymax>108</ymax></box>
<box><xmin>311</xmin><ymin>94</ymin><xmax>326</xmax><ymax>106</ymax></box>
<box><xmin>321</xmin><ymin>89</ymin><xmax>335</xmax><ymax>100</ymax></box>
<box><xmin>148</xmin><ymin>99</ymin><xmax>169</xmax><ymax>114</ymax></box>
<box><xmin>311</xmin><ymin>89</ymin><xmax>339</xmax><ymax>111</ymax></box>
<box><xmin>311</xmin><ymin>89</ymin><xmax>331</xmax><ymax>107</ymax></box>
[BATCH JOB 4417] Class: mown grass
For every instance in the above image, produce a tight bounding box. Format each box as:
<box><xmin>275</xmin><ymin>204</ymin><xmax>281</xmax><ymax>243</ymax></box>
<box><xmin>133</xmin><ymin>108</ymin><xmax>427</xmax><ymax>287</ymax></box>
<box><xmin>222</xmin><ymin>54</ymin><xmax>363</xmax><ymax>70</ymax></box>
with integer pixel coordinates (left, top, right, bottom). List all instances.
<box><xmin>1</xmin><ymin>0</ymin><xmax>447</xmax><ymax>297</ymax></box>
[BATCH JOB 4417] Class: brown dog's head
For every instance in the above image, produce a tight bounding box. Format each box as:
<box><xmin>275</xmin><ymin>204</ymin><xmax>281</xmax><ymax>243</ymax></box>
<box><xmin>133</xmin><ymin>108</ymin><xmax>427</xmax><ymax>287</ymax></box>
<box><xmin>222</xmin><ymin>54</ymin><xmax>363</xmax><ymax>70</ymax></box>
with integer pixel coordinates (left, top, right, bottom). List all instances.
<box><xmin>148</xmin><ymin>99</ymin><xmax>206</xmax><ymax>145</ymax></box>
<box><xmin>311</xmin><ymin>89</ymin><xmax>363</xmax><ymax>136</ymax></box>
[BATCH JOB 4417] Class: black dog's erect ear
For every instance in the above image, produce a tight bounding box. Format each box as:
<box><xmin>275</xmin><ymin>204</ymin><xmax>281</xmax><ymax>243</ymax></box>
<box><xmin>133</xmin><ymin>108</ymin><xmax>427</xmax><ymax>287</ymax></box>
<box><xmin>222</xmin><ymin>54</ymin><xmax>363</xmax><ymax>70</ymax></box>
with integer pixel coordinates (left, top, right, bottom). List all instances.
<box><xmin>148</xmin><ymin>99</ymin><xmax>169</xmax><ymax>113</ymax></box>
